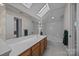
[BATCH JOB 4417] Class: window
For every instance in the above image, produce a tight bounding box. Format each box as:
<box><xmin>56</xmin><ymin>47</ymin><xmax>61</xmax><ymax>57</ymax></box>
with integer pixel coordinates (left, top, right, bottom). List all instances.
<box><xmin>37</xmin><ymin>3</ymin><xmax>50</xmax><ymax>17</ymax></box>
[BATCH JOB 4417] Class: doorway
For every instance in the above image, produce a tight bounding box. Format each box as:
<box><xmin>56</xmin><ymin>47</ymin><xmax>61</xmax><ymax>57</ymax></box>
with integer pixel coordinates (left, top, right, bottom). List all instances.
<box><xmin>14</xmin><ymin>17</ymin><xmax>22</xmax><ymax>38</ymax></box>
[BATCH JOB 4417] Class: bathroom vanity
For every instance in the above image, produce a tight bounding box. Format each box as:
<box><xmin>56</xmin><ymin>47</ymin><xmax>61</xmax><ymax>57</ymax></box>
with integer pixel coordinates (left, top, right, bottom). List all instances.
<box><xmin>6</xmin><ymin>35</ymin><xmax>47</xmax><ymax>56</ymax></box>
<box><xmin>19</xmin><ymin>37</ymin><xmax>47</xmax><ymax>56</ymax></box>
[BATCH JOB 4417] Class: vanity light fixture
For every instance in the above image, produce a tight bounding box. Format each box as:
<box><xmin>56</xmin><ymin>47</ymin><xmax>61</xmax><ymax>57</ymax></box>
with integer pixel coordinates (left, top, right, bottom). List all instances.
<box><xmin>37</xmin><ymin>3</ymin><xmax>50</xmax><ymax>18</ymax></box>
<box><xmin>22</xmin><ymin>3</ymin><xmax>32</xmax><ymax>8</ymax></box>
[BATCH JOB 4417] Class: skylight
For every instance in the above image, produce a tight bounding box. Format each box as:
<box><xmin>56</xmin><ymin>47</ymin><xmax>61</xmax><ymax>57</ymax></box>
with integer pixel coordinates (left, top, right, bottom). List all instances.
<box><xmin>37</xmin><ymin>3</ymin><xmax>50</xmax><ymax>18</ymax></box>
<box><xmin>22</xmin><ymin>3</ymin><xmax>32</xmax><ymax>8</ymax></box>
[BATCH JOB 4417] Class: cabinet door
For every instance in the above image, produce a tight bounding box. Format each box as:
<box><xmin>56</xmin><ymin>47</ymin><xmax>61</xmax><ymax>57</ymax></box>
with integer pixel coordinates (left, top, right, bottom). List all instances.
<box><xmin>19</xmin><ymin>48</ymin><xmax>32</xmax><ymax>56</ymax></box>
<box><xmin>32</xmin><ymin>43</ymin><xmax>40</xmax><ymax>56</ymax></box>
<box><xmin>32</xmin><ymin>47</ymin><xmax>40</xmax><ymax>56</ymax></box>
<box><xmin>40</xmin><ymin>39</ymin><xmax>45</xmax><ymax>55</ymax></box>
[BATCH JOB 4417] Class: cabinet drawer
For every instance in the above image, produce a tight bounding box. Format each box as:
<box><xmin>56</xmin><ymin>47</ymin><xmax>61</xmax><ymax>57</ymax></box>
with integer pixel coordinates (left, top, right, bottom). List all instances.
<box><xmin>19</xmin><ymin>48</ymin><xmax>32</xmax><ymax>56</ymax></box>
<box><xmin>32</xmin><ymin>42</ymin><xmax>40</xmax><ymax>51</ymax></box>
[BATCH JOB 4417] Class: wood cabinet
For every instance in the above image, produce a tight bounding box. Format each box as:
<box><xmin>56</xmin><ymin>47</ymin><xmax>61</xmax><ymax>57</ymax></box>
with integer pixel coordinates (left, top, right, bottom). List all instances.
<box><xmin>32</xmin><ymin>46</ymin><xmax>40</xmax><ymax>56</ymax></box>
<box><xmin>19</xmin><ymin>37</ymin><xmax>47</xmax><ymax>56</ymax></box>
<box><xmin>40</xmin><ymin>39</ymin><xmax>45</xmax><ymax>55</ymax></box>
<box><xmin>44</xmin><ymin>37</ymin><xmax>47</xmax><ymax>49</ymax></box>
<box><xmin>19</xmin><ymin>48</ymin><xmax>32</xmax><ymax>56</ymax></box>
<box><xmin>32</xmin><ymin>42</ymin><xmax>40</xmax><ymax>56</ymax></box>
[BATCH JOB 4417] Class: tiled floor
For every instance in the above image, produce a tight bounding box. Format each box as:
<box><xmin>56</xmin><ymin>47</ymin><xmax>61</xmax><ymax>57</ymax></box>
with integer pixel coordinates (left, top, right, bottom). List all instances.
<box><xmin>43</xmin><ymin>40</ymin><xmax>67</xmax><ymax>56</ymax></box>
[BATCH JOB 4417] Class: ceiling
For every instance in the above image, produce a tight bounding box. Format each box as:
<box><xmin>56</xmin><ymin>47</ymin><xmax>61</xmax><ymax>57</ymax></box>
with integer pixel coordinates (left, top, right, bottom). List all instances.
<box><xmin>5</xmin><ymin>3</ymin><xmax>66</xmax><ymax>23</ymax></box>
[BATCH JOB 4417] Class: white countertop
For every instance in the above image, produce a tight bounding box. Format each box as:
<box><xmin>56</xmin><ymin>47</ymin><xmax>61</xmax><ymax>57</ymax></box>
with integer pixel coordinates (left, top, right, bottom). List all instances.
<box><xmin>0</xmin><ymin>39</ymin><xmax>11</xmax><ymax>55</ymax></box>
<box><xmin>6</xmin><ymin>35</ymin><xmax>47</xmax><ymax>56</ymax></box>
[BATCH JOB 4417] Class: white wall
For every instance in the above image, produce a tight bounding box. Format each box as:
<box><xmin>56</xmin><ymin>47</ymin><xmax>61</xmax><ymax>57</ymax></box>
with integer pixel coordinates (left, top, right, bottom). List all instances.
<box><xmin>5</xmin><ymin>6</ymin><xmax>34</xmax><ymax>39</ymax></box>
<box><xmin>0</xmin><ymin>5</ymin><xmax>6</xmax><ymax>40</ymax></box>
<box><xmin>42</xmin><ymin>17</ymin><xmax>64</xmax><ymax>43</ymax></box>
<box><xmin>32</xmin><ymin>21</ymin><xmax>39</xmax><ymax>34</ymax></box>
<box><xmin>76</xmin><ymin>3</ymin><xmax>79</xmax><ymax>56</ymax></box>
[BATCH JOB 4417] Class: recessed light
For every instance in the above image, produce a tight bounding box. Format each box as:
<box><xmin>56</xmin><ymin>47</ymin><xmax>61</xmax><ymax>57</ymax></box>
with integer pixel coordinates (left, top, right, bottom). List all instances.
<box><xmin>52</xmin><ymin>17</ymin><xmax>55</xmax><ymax>19</ymax></box>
